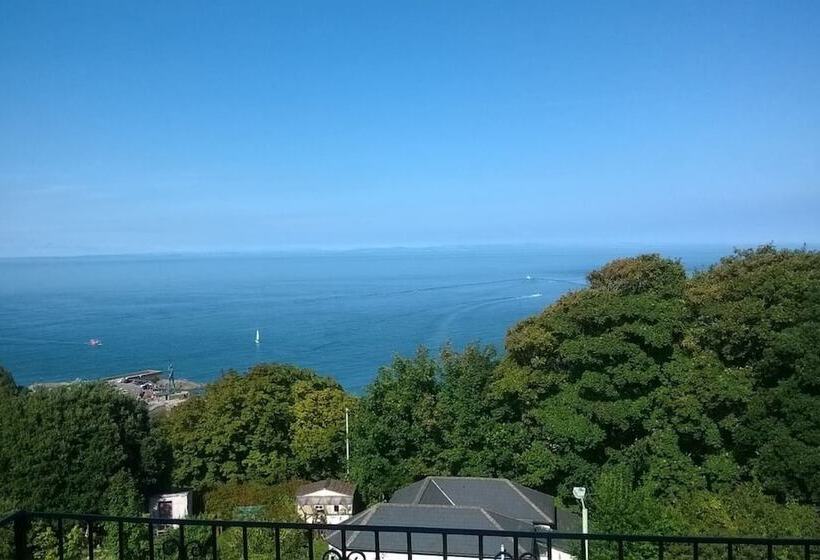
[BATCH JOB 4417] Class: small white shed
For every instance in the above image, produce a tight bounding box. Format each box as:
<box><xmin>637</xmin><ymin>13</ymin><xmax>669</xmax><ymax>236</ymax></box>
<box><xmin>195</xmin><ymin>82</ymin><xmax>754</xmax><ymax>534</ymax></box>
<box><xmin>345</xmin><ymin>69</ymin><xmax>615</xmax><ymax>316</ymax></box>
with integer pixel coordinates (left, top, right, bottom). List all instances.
<box><xmin>149</xmin><ymin>490</ymin><xmax>194</xmax><ymax>526</ymax></box>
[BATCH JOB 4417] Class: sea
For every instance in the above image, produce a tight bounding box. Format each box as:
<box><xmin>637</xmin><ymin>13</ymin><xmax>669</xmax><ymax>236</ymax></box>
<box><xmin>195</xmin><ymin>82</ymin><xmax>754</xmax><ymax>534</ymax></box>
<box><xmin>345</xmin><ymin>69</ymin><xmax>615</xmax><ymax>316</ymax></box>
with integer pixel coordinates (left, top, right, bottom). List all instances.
<box><xmin>0</xmin><ymin>245</ymin><xmax>732</xmax><ymax>392</ymax></box>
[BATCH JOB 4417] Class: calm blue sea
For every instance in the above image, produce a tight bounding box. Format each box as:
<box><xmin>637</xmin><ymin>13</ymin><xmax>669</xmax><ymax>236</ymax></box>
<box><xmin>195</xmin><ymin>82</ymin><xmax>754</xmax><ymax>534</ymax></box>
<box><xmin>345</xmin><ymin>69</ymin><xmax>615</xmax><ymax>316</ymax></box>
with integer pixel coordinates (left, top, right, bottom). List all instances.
<box><xmin>0</xmin><ymin>245</ymin><xmax>730</xmax><ymax>391</ymax></box>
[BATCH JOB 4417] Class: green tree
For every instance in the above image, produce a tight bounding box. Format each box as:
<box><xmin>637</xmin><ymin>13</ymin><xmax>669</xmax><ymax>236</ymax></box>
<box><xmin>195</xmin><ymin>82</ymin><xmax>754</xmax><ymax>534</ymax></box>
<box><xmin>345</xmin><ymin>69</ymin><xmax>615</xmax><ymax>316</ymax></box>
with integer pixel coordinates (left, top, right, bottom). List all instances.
<box><xmin>588</xmin><ymin>466</ymin><xmax>676</xmax><ymax>535</ymax></box>
<box><xmin>687</xmin><ymin>246</ymin><xmax>820</xmax><ymax>503</ymax></box>
<box><xmin>434</xmin><ymin>344</ymin><xmax>500</xmax><ymax>476</ymax></box>
<box><xmin>0</xmin><ymin>368</ymin><xmax>23</xmax><ymax>511</ymax></box>
<box><xmin>496</xmin><ymin>247</ymin><xmax>819</xmax><ymax>517</ymax></box>
<box><xmin>0</xmin><ymin>377</ymin><xmax>165</xmax><ymax>513</ymax></box>
<box><xmin>676</xmin><ymin>483</ymin><xmax>820</xmax><ymax>538</ymax></box>
<box><xmin>162</xmin><ymin>363</ymin><xmax>338</xmax><ymax>488</ymax></box>
<box><xmin>350</xmin><ymin>348</ymin><xmax>440</xmax><ymax>503</ymax></box>
<box><xmin>290</xmin><ymin>379</ymin><xmax>357</xmax><ymax>480</ymax></box>
<box><xmin>498</xmin><ymin>255</ymin><xmax>698</xmax><ymax>497</ymax></box>
<box><xmin>29</xmin><ymin>522</ymin><xmax>87</xmax><ymax>560</ymax></box>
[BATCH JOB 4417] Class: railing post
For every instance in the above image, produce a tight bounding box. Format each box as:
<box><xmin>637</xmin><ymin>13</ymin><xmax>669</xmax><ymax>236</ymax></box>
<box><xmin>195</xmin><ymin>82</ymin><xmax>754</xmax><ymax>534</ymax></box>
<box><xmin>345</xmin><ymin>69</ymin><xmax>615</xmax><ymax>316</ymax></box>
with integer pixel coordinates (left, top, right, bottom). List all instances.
<box><xmin>14</xmin><ymin>511</ymin><xmax>29</xmax><ymax>560</ymax></box>
<box><xmin>147</xmin><ymin>521</ymin><xmax>155</xmax><ymax>560</ymax></box>
<box><xmin>374</xmin><ymin>530</ymin><xmax>380</xmax><ymax>560</ymax></box>
<box><xmin>57</xmin><ymin>517</ymin><xmax>65</xmax><ymax>560</ymax></box>
<box><xmin>117</xmin><ymin>520</ymin><xmax>124</xmax><ymax>560</ymax></box>
<box><xmin>87</xmin><ymin>521</ymin><xmax>95</xmax><ymax>560</ymax></box>
<box><xmin>179</xmin><ymin>524</ymin><xmax>188</xmax><ymax>560</ymax></box>
<box><xmin>240</xmin><ymin>526</ymin><xmax>247</xmax><ymax>560</ymax></box>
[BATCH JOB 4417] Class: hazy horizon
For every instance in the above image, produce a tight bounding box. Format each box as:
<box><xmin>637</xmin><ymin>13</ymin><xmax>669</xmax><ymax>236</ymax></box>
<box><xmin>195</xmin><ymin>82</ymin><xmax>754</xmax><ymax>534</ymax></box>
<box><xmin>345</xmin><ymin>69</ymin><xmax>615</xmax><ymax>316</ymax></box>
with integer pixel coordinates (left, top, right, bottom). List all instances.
<box><xmin>3</xmin><ymin>240</ymin><xmax>813</xmax><ymax>261</ymax></box>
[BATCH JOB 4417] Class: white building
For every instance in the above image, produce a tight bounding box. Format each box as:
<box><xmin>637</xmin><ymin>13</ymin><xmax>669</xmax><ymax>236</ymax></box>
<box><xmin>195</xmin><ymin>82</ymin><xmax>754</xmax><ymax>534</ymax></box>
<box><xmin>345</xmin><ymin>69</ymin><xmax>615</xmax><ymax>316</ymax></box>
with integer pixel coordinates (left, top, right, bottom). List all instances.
<box><xmin>296</xmin><ymin>479</ymin><xmax>356</xmax><ymax>524</ymax></box>
<box><xmin>149</xmin><ymin>490</ymin><xmax>194</xmax><ymax>528</ymax></box>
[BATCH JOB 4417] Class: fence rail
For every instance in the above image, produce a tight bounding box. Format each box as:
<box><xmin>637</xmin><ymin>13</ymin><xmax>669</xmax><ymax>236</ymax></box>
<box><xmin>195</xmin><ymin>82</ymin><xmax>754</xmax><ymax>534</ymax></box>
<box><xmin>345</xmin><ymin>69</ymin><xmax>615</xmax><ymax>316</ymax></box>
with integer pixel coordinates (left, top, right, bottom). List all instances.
<box><xmin>1</xmin><ymin>510</ymin><xmax>818</xmax><ymax>560</ymax></box>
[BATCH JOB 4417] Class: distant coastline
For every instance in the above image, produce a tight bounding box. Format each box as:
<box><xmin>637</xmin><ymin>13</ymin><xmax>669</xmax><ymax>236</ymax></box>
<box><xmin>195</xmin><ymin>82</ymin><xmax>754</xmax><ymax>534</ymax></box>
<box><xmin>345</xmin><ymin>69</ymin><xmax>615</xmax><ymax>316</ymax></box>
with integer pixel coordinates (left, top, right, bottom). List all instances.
<box><xmin>0</xmin><ymin>240</ymin><xmax>786</xmax><ymax>260</ymax></box>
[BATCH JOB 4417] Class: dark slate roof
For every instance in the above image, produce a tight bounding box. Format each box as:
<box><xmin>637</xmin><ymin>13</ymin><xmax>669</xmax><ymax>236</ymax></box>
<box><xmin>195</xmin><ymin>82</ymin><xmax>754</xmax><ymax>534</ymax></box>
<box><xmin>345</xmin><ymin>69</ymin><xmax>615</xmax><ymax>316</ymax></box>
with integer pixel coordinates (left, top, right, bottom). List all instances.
<box><xmin>296</xmin><ymin>479</ymin><xmax>356</xmax><ymax>497</ymax></box>
<box><xmin>389</xmin><ymin>477</ymin><xmax>557</xmax><ymax>525</ymax></box>
<box><xmin>327</xmin><ymin>504</ymin><xmax>538</xmax><ymax>557</ymax></box>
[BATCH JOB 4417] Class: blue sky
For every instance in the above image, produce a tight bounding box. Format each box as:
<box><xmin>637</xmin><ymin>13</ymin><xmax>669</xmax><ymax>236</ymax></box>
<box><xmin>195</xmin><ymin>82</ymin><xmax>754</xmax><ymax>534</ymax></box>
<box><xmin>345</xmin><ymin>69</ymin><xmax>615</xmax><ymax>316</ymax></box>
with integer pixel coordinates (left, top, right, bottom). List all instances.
<box><xmin>1</xmin><ymin>1</ymin><xmax>818</xmax><ymax>256</ymax></box>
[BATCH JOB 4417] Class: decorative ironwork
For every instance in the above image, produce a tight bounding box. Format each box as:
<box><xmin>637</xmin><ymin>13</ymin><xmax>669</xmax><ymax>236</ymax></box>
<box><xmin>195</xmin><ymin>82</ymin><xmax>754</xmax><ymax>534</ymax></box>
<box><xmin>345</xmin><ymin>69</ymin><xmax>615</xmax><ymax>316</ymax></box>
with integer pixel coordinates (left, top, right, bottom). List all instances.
<box><xmin>322</xmin><ymin>547</ymin><xmax>343</xmax><ymax>560</ymax></box>
<box><xmin>495</xmin><ymin>549</ymin><xmax>537</xmax><ymax>560</ymax></box>
<box><xmin>323</xmin><ymin>548</ymin><xmax>367</xmax><ymax>560</ymax></box>
<box><xmin>161</xmin><ymin>534</ymin><xmax>213</xmax><ymax>559</ymax></box>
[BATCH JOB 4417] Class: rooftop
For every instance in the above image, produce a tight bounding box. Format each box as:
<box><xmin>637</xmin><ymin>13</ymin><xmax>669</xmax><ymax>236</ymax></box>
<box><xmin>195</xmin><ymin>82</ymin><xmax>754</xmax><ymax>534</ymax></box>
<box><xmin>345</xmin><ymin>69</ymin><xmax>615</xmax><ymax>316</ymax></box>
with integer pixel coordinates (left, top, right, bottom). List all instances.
<box><xmin>327</xmin><ymin>503</ymin><xmax>539</xmax><ymax>557</ymax></box>
<box><xmin>390</xmin><ymin>476</ymin><xmax>559</xmax><ymax>526</ymax></box>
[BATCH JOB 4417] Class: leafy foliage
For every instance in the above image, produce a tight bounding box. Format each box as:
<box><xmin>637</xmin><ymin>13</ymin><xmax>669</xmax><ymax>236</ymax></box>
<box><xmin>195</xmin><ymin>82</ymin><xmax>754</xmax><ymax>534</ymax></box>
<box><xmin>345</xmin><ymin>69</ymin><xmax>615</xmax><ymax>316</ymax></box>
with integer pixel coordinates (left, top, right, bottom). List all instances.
<box><xmin>688</xmin><ymin>246</ymin><xmax>820</xmax><ymax>503</ymax></box>
<box><xmin>0</xmin><ymin>379</ymin><xmax>166</xmax><ymax>513</ymax></box>
<box><xmin>350</xmin><ymin>348</ymin><xmax>441</xmax><ymax>503</ymax></box>
<box><xmin>162</xmin><ymin>363</ymin><xmax>353</xmax><ymax>489</ymax></box>
<box><xmin>203</xmin><ymin>480</ymin><xmax>305</xmax><ymax>520</ymax></box>
<box><xmin>290</xmin><ymin>380</ymin><xmax>357</xmax><ymax>480</ymax></box>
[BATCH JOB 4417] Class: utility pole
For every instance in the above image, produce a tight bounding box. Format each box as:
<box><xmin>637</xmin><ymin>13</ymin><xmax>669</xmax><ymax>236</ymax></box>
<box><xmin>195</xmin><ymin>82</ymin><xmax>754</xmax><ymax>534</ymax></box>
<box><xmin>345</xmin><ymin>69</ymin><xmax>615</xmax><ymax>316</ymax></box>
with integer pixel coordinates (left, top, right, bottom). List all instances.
<box><xmin>345</xmin><ymin>407</ymin><xmax>351</xmax><ymax>476</ymax></box>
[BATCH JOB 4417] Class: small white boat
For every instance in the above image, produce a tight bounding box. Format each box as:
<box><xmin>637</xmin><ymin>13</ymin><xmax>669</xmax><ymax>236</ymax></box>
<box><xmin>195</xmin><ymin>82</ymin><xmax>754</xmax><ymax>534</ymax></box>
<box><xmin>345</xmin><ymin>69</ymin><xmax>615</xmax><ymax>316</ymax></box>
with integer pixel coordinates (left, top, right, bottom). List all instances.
<box><xmin>255</xmin><ymin>329</ymin><xmax>261</xmax><ymax>344</ymax></box>
<box><xmin>87</xmin><ymin>338</ymin><xmax>103</xmax><ymax>347</ymax></box>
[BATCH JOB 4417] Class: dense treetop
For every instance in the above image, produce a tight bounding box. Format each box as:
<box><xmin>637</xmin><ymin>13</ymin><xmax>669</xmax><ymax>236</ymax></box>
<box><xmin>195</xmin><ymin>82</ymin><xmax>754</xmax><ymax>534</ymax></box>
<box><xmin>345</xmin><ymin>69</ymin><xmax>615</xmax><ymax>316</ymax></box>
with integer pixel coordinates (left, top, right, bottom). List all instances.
<box><xmin>161</xmin><ymin>363</ymin><xmax>355</xmax><ymax>489</ymax></box>
<box><xmin>0</xmin><ymin>379</ymin><xmax>165</xmax><ymax>513</ymax></box>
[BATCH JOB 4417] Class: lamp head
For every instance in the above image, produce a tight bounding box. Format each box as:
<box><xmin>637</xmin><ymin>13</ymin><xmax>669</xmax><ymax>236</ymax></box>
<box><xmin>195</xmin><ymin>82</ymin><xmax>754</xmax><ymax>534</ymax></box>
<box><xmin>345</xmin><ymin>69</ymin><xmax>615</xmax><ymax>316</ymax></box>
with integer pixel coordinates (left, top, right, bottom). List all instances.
<box><xmin>572</xmin><ymin>487</ymin><xmax>586</xmax><ymax>500</ymax></box>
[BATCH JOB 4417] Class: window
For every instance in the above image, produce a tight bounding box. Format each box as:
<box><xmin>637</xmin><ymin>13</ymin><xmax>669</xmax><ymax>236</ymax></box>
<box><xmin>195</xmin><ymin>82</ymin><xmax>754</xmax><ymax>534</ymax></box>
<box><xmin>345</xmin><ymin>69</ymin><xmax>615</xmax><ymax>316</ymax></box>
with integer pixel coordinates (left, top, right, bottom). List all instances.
<box><xmin>158</xmin><ymin>500</ymin><xmax>173</xmax><ymax>519</ymax></box>
<box><xmin>156</xmin><ymin>500</ymin><xmax>174</xmax><ymax>532</ymax></box>
<box><xmin>333</xmin><ymin>505</ymin><xmax>340</xmax><ymax>513</ymax></box>
<box><xmin>314</xmin><ymin>504</ymin><xmax>324</xmax><ymax>511</ymax></box>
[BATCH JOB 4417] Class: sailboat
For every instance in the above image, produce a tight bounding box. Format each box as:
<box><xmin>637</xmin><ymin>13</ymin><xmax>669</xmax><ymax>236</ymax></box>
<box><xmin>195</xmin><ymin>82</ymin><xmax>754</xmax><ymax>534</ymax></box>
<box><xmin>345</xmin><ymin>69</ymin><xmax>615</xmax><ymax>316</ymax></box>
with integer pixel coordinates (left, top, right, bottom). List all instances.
<box><xmin>255</xmin><ymin>329</ymin><xmax>261</xmax><ymax>344</ymax></box>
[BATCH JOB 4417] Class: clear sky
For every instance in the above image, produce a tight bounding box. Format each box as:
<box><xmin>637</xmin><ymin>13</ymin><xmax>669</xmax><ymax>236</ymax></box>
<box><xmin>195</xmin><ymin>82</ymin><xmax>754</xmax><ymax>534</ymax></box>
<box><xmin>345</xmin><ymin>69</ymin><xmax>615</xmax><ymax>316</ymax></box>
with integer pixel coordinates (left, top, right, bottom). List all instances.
<box><xmin>1</xmin><ymin>1</ymin><xmax>818</xmax><ymax>256</ymax></box>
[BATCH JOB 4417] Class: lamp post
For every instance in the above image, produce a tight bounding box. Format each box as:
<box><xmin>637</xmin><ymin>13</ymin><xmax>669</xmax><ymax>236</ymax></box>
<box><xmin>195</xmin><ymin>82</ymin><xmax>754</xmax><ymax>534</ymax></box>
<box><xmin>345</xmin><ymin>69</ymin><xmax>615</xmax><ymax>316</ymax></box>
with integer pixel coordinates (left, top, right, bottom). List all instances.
<box><xmin>572</xmin><ymin>487</ymin><xmax>589</xmax><ymax>560</ymax></box>
<box><xmin>345</xmin><ymin>407</ymin><xmax>351</xmax><ymax>476</ymax></box>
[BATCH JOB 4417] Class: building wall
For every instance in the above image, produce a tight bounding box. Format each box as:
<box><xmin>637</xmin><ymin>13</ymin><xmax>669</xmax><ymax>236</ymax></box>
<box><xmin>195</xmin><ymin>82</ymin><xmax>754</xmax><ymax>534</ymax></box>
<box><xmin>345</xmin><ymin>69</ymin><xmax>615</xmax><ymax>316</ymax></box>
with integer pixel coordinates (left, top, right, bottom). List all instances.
<box><xmin>297</xmin><ymin>489</ymin><xmax>354</xmax><ymax>524</ymax></box>
<box><xmin>298</xmin><ymin>503</ymin><xmax>353</xmax><ymax>524</ymax></box>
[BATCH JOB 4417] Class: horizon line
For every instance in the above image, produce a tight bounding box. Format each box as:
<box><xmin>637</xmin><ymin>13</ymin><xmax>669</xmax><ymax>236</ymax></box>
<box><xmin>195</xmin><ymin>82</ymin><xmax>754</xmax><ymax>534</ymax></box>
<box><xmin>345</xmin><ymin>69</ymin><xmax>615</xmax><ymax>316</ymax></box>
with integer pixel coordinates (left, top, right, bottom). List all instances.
<box><xmin>0</xmin><ymin>240</ymin><xmax>801</xmax><ymax>260</ymax></box>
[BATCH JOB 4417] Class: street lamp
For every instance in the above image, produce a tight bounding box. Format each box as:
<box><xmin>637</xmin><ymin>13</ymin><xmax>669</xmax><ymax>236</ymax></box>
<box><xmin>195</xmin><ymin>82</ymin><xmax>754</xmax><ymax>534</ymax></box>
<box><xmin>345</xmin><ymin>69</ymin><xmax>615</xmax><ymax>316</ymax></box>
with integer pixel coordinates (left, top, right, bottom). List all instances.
<box><xmin>345</xmin><ymin>407</ymin><xmax>351</xmax><ymax>476</ymax></box>
<box><xmin>572</xmin><ymin>487</ymin><xmax>589</xmax><ymax>560</ymax></box>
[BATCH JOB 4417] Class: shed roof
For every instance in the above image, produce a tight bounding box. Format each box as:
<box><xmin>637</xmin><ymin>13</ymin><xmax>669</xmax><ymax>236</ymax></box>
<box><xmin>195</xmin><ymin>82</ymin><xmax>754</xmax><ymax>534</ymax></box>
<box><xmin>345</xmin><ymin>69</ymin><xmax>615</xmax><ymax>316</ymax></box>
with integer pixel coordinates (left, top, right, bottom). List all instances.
<box><xmin>297</xmin><ymin>479</ymin><xmax>356</xmax><ymax>497</ymax></box>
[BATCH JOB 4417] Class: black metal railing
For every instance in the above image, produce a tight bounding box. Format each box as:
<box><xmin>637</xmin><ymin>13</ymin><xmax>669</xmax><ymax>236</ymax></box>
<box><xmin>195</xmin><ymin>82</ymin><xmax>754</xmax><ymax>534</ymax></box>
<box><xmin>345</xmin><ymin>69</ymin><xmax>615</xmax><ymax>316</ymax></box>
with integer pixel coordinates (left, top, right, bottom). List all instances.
<box><xmin>1</xmin><ymin>511</ymin><xmax>818</xmax><ymax>560</ymax></box>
